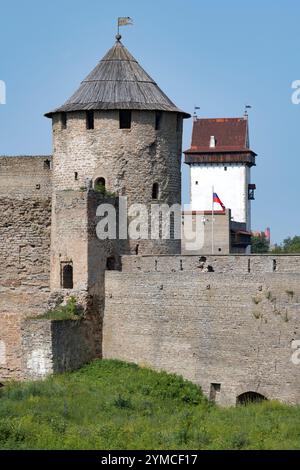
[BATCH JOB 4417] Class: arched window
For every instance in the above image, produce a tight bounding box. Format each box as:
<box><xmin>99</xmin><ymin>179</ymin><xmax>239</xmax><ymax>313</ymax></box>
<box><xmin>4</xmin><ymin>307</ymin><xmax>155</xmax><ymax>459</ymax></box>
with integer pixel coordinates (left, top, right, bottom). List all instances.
<box><xmin>152</xmin><ymin>183</ymin><xmax>159</xmax><ymax>200</ymax></box>
<box><xmin>94</xmin><ymin>177</ymin><xmax>106</xmax><ymax>192</ymax></box>
<box><xmin>61</xmin><ymin>263</ymin><xmax>73</xmax><ymax>289</ymax></box>
<box><xmin>236</xmin><ymin>392</ymin><xmax>267</xmax><ymax>406</ymax></box>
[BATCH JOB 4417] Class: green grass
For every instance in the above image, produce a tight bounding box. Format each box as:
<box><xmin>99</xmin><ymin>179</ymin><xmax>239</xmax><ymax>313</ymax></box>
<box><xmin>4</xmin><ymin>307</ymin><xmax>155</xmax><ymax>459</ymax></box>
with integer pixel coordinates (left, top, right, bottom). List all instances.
<box><xmin>0</xmin><ymin>360</ymin><xmax>299</xmax><ymax>450</ymax></box>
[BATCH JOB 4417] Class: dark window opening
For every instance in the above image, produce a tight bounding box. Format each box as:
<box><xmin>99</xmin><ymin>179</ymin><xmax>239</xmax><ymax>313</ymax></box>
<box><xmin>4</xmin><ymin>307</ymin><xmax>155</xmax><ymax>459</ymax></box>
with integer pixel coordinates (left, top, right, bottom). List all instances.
<box><xmin>61</xmin><ymin>263</ymin><xmax>73</xmax><ymax>289</ymax></box>
<box><xmin>248</xmin><ymin>184</ymin><xmax>256</xmax><ymax>201</ymax></box>
<box><xmin>195</xmin><ymin>181</ymin><xmax>199</xmax><ymax>185</ymax></box>
<box><xmin>176</xmin><ymin>114</ymin><xmax>182</xmax><ymax>133</ymax></box>
<box><xmin>155</xmin><ymin>111</ymin><xmax>162</xmax><ymax>130</ymax></box>
<box><xmin>152</xmin><ymin>183</ymin><xmax>159</xmax><ymax>200</ymax></box>
<box><xmin>86</xmin><ymin>110</ymin><xmax>94</xmax><ymax>130</ymax></box>
<box><xmin>61</xmin><ymin>112</ymin><xmax>67</xmax><ymax>129</ymax></box>
<box><xmin>44</xmin><ymin>159</ymin><xmax>51</xmax><ymax>170</ymax></box>
<box><xmin>119</xmin><ymin>110</ymin><xmax>132</xmax><ymax>129</ymax></box>
<box><xmin>74</xmin><ymin>172</ymin><xmax>78</xmax><ymax>181</ymax></box>
<box><xmin>248</xmin><ymin>259</ymin><xmax>251</xmax><ymax>273</ymax></box>
<box><xmin>236</xmin><ymin>392</ymin><xmax>267</xmax><ymax>406</ymax></box>
<box><xmin>209</xmin><ymin>383</ymin><xmax>221</xmax><ymax>402</ymax></box>
<box><xmin>180</xmin><ymin>260</ymin><xmax>183</xmax><ymax>271</ymax></box>
<box><xmin>224</xmin><ymin>166</ymin><xmax>228</xmax><ymax>171</ymax></box>
<box><xmin>273</xmin><ymin>259</ymin><xmax>277</xmax><ymax>272</ymax></box>
<box><xmin>36</xmin><ymin>184</ymin><xmax>40</xmax><ymax>190</ymax></box>
<box><xmin>135</xmin><ymin>244</ymin><xmax>139</xmax><ymax>255</ymax></box>
<box><xmin>95</xmin><ymin>177</ymin><xmax>106</xmax><ymax>191</ymax></box>
<box><xmin>106</xmin><ymin>257</ymin><xmax>116</xmax><ymax>271</ymax></box>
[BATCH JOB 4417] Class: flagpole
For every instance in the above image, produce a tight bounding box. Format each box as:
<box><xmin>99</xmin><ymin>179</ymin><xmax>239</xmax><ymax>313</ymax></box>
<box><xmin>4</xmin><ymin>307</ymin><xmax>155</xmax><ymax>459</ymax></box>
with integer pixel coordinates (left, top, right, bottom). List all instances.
<box><xmin>212</xmin><ymin>186</ymin><xmax>214</xmax><ymax>255</ymax></box>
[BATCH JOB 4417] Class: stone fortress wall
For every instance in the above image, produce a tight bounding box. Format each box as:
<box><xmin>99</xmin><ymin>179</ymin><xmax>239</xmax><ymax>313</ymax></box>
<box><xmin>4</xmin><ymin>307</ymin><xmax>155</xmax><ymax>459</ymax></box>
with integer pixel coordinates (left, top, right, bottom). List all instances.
<box><xmin>103</xmin><ymin>254</ymin><xmax>300</xmax><ymax>406</ymax></box>
<box><xmin>0</xmin><ymin>156</ymin><xmax>52</xmax><ymax>380</ymax></box>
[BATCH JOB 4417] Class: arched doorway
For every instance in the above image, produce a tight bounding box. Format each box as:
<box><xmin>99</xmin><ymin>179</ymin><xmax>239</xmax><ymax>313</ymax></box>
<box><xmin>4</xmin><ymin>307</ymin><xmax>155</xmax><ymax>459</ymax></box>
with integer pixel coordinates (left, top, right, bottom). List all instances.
<box><xmin>236</xmin><ymin>392</ymin><xmax>267</xmax><ymax>406</ymax></box>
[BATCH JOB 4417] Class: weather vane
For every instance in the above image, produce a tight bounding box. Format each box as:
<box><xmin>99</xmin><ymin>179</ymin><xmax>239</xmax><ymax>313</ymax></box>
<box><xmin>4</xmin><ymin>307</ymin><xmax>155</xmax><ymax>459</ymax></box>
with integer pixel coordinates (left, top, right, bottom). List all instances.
<box><xmin>116</xmin><ymin>17</ymin><xmax>133</xmax><ymax>41</ymax></box>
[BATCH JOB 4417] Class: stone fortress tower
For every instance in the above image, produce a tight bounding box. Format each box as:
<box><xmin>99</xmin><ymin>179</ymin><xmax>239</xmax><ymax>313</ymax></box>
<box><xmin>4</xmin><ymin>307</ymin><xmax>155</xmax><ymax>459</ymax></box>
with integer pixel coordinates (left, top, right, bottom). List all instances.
<box><xmin>183</xmin><ymin>115</ymin><xmax>256</xmax><ymax>254</ymax></box>
<box><xmin>46</xmin><ymin>34</ymin><xmax>190</xmax><ymax>276</ymax></box>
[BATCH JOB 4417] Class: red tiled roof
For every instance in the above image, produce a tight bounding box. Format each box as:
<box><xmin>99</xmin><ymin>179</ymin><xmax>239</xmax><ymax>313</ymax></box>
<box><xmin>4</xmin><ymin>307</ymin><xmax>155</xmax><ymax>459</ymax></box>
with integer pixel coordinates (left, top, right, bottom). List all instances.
<box><xmin>185</xmin><ymin>117</ymin><xmax>249</xmax><ymax>153</ymax></box>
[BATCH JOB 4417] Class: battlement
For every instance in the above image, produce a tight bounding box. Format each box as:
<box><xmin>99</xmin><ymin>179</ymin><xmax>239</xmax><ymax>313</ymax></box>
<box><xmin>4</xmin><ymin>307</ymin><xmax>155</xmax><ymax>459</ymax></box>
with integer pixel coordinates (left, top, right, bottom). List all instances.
<box><xmin>121</xmin><ymin>254</ymin><xmax>300</xmax><ymax>274</ymax></box>
<box><xmin>0</xmin><ymin>155</ymin><xmax>52</xmax><ymax>199</ymax></box>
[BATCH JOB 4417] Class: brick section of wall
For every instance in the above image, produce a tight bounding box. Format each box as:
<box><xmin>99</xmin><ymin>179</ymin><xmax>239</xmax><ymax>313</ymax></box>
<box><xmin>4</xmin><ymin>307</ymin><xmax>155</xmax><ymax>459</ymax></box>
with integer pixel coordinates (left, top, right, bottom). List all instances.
<box><xmin>103</xmin><ymin>266</ymin><xmax>300</xmax><ymax>406</ymax></box>
<box><xmin>21</xmin><ymin>319</ymin><xmax>97</xmax><ymax>380</ymax></box>
<box><xmin>0</xmin><ymin>156</ymin><xmax>52</xmax><ymax>199</ymax></box>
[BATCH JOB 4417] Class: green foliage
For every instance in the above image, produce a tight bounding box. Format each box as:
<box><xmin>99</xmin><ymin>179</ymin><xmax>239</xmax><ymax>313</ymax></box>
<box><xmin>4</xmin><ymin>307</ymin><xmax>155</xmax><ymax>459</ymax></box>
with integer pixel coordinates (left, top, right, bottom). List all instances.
<box><xmin>251</xmin><ymin>234</ymin><xmax>270</xmax><ymax>253</ymax></box>
<box><xmin>272</xmin><ymin>236</ymin><xmax>300</xmax><ymax>254</ymax></box>
<box><xmin>93</xmin><ymin>183</ymin><xmax>116</xmax><ymax>198</ymax></box>
<box><xmin>36</xmin><ymin>297</ymin><xmax>83</xmax><ymax>321</ymax></box>
<box><xmin>0</xmin><ymin>360</ymin><xmax>299</xmax><ymax>450</ymax></box>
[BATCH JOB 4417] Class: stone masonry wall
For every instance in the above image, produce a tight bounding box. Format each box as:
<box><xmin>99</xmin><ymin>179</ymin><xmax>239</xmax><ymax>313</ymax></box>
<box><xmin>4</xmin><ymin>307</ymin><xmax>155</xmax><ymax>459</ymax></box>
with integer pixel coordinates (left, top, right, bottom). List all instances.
<box><xmin>103</xmin><ymin>255</ymin><xmax>300</xmax><ymax>406</ymax></box>
<box><xmin>21</xmin><ymin>319</ymin><xmax>96</xmax><ymax>380</ymax></box>
<box><xmin>51</xmin><ymin>110</ymin><xmax>182</xmax><ymax>254</ymax></box>
<box><xmin>0</xmin><ymin>156</ymin><xmax>52</xmax><ymax>199</ymax></box>
<box><xmin>0</xmin><ymin>156</ymin><xmax>52</xmax><ymax>381</ymax></box>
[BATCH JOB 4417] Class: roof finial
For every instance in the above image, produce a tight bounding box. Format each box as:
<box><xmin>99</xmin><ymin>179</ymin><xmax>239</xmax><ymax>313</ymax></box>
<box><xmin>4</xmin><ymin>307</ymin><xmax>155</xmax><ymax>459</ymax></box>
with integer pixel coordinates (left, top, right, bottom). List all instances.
<box><xmin>117</xmin><ymin>17</ymin><xmax>133</xmax><ymax>41</ymax></box>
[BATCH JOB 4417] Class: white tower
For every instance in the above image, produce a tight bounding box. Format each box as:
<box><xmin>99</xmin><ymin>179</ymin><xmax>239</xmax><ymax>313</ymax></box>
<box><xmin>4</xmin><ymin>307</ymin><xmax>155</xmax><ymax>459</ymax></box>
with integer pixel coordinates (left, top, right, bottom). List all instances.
<box><xmin>184</xmin><ymin>116</ymin><xmax>256</xmax><ymax>232</ymax></box>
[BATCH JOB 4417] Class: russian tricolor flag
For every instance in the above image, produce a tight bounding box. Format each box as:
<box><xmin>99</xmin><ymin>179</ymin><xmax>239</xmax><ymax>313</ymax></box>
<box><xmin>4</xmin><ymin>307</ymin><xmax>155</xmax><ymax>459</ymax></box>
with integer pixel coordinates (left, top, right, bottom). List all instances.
<box><xmin>213</xmin><ymin>192</ymin><xmax>225</xmax><ymax>211</ymax></box>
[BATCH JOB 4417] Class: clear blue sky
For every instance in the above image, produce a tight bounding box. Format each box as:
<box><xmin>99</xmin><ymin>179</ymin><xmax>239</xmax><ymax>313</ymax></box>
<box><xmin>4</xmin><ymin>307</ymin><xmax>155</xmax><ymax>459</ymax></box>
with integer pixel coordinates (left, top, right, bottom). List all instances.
<box><xmin>0</xmin><ymin>0</ymin><xmax>299</xmax><ymax>243</ymax></box>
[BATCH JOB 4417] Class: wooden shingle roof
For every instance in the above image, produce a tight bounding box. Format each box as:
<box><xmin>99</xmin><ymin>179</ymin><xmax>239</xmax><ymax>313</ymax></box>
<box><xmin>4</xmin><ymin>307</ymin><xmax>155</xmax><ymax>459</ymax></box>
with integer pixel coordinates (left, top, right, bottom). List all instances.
<box><xmin>45</xmin><ymin>39</ymin><xmax>190</xmax><ymax>118</ymax></box>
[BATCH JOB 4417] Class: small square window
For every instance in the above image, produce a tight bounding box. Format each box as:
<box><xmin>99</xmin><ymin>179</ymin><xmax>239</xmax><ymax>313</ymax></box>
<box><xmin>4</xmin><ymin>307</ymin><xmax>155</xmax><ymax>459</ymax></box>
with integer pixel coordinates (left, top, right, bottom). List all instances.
<box><xmin>195</xmin><ymin>181</ymin><xmax>199</xmax><ymax>185</ymax></box>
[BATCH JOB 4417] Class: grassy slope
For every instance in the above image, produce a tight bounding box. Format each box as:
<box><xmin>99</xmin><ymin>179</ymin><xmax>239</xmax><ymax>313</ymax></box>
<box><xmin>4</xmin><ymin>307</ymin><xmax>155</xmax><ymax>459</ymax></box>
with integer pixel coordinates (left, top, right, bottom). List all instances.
<box><xmin>0</xmin><ymin>360</ymin><xmax>299</xmax><ymax>450</ymax></box>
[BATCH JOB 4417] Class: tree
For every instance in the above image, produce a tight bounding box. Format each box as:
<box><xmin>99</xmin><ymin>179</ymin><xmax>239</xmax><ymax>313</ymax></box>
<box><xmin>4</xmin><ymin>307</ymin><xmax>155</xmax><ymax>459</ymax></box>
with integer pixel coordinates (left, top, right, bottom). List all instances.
<box><xmin>251</xmin><ymin>234</ymin><xmax>270</xmax><ymax>253</ymax></box>
<box><xmin>272</xmin><ymin>236</ymin><xmax>300</xmax><ymax>254</ymax></box>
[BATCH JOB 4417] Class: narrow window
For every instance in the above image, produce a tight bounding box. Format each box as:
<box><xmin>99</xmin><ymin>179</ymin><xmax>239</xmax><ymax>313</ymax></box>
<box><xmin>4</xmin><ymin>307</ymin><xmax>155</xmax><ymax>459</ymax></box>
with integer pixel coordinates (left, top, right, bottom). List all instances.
<box><xmin>94</xmin><ymin>177</ymin><xmax>106</xmax><ymax>192</ymax></box>
<box><xmin>152</xmin><ymin>183</ymin><xmax>159</xmax><ymax>200</ymax></box>
<box><xmin>44</xmin><ymin>159</ymin><xmax>51</xmax><ymax>170</ymax></box>
<box><xmin>273</xmin><ymin>259</ymin><xmax>277</xmax><ymax>272</ymax></box>
<box><xmin>155</xmin><ymin>111</ymin><xmax>162</xmax><ymax>130</ymax></box>
<box><xmin>86</xmin><ymin>110</ymin><xmax>94</xmax><ymax>130</ymax></box>
<box><xmin>209</xmin><ymin>383</ymin><xmax>221</xmax><ymax>403</ymax></box>
<box><xmin>176</xmin><ymin>114</ymin><xmax>182</xmax><ymax>133</ymax></box>
<box><xmin>119</xmin><ymin>110</ymin><xmax>132</xmax><ymax>129</ymax></box>
<box><xmin>248</xmin><ymin>258</ymin><xmax>251</xmax><ymax>273</ymax></box>
<box><xmin>106</xmin><ymin>257</ymin><xmax>116</xmax><ymax>271</ymax></box>
<box><xmin>61</xmin><ymin>112</ymin><xmax>67</xmax><ymax>129</ymax></box>
<box><xmin>195</xmin><ymin>181</ymin><xmax>199</xmax><ymax>185</ymax></box>
<box><xmin>248</xmin><ymin>184</ymin><xmax>256</xmax><ymax>200</ymax></box>
<box><xmin>61</xmin><ymin>263</ymin><xmax>73</xmax><ymax>289</ymax></box>
<box><xmin>74</xmin><ymin>172</ymin><xmax>78</xmax><ymax>181</ymax></box>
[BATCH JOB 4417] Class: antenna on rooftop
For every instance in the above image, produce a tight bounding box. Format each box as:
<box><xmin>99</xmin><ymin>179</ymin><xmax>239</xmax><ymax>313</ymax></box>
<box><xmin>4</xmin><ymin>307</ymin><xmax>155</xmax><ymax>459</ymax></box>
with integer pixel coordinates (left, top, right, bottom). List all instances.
<box><xmin>244</xmin><ymin>104</ymin><xmax>252</xmax><ymax>117</ymax></box>
<box><xmin>194</xmin><ymin>106</ymin><xmax>200</xmax><ymax>120</ymax></box>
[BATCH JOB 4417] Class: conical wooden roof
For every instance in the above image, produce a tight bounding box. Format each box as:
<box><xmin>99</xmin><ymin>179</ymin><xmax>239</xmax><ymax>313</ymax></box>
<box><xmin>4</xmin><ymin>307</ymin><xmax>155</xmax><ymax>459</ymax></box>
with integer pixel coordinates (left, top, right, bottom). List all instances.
<box><xmin>45</xmin><ymin>39</ymin><xmax>190</xmax><ymax>118</ymax></box>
